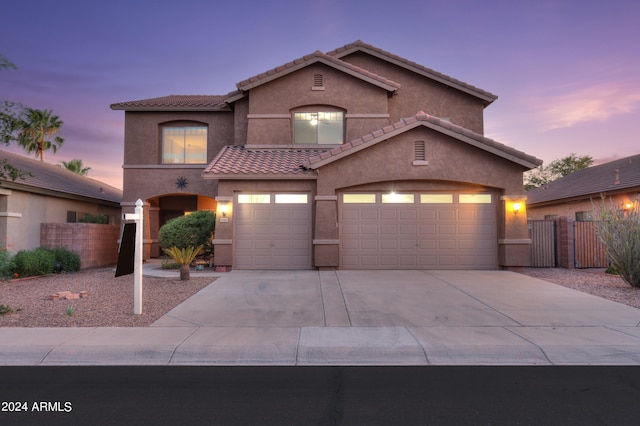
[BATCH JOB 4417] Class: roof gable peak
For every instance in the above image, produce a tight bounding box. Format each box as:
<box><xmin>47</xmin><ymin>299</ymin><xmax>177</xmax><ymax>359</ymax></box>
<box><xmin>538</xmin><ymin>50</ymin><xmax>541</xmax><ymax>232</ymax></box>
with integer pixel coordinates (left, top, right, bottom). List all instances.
<box><xmin>235</xmin><ymin>49</ymin><xmax>400</xmax><ymax>93</ymax></box>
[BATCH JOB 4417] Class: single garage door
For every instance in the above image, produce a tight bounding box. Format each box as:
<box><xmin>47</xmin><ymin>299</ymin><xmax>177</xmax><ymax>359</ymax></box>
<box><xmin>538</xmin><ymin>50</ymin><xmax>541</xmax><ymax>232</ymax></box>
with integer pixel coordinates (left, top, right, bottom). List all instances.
<box><xmin>235</xmin><ymin>193</ymin><xmax>312</xmax><ymax>269</ymax></box>
<box><xmin>340</xmin><ymin>192</ymin><xmax>497</xmax><ymax>269</ymax></box>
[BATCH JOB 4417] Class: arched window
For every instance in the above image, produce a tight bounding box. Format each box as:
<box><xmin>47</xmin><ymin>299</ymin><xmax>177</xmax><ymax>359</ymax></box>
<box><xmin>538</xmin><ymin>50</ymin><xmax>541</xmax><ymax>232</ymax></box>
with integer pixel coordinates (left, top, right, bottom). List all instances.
<box><xmin>293</xmin><ymin>107</ymin><xmax>344</xmax><ymax>145</ymax></box>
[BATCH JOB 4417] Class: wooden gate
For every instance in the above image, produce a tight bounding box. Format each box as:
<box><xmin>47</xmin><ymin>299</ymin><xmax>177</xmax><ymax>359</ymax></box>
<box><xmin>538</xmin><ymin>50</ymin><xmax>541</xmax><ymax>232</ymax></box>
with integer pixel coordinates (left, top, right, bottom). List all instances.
<box><xmin>574</xmin><ymin>221</ymin><xmax>608</xmax><ymax>268</ymax></box>
<box><xmin>528</xmin><ymin>220</ymin><xmax>556</xmax><ymax>267</ymax></box>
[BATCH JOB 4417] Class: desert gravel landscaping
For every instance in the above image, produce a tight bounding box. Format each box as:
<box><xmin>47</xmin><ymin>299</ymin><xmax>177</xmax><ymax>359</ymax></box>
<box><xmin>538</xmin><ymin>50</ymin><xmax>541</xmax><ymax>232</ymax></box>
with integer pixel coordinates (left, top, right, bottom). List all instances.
<box><xmin>0</xmin><ymin>267</ymin><xmax>214</xmax><ymax>327</ymax></box>
<box><xmin>0</xmin><ymin>266</ymin><xmax>638</xmax><ymax>327</ymax></box>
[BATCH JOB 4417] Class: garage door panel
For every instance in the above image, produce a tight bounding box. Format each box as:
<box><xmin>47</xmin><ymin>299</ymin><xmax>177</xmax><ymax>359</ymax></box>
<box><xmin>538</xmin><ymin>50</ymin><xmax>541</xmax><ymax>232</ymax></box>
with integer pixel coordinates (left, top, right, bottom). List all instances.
<box><xmin>235</xmin><ymin>195</ymin><xmax>311</xmax><ymax>269</ymax></box>
<box><xmin>399</xmin><ymin>210</ymin><xmax>417</xmax><ymax>220</ymax></box>
<box><xmin>361</xmin><ymin>210</ymin><xmax>379</xmax><ymax>220</ymax></box>
<box><xmin>438</xmin><ymin>224</ymin><xmax>456</xmax><ymax>234</ymax></box>
<box><xmin>360</xmin><ymin>224</ymin><xmax>379</xmax><ymax>235</ymax></box>
<box><xmin>379</xmin><ymin>224</ymin><xmax>397</xmax><ymax>235</ymax></box>
<box><xmin>380</xmin><ymin>239</ymin><xmax>398</xmax><ymax>249</ymax></box>
<box><xmin>399</xmin><ymin>224</ymin><xmax>417</xmax><ymax>234</ymax></box>
<box><xmin>360</xmin><ymin>239</ymin><xmax>379</xmax><ymax>249</ymax></box>
<box><xmin>438</xmin><ymin>210</ymin><xmax>456</xmax><ymax>220</ymax></box>
<box><xmin>380</xmin><ymin>210</ymin><xmax>398</xmax><ymax>220</ymax></box>
<box><xmin>419</xmin><ymin>240</ymin><xmax>437</xmax><ymax>249</ymax></box>
<box><xmin>341</xmin><ymin>192</ymin><xmax>496</xmax><ymax>269</ymax></box>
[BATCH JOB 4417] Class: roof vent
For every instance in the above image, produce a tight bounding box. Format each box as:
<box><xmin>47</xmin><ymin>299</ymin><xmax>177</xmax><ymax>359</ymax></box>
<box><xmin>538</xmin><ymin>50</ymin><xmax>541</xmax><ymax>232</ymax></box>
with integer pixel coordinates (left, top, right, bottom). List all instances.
<box><xmin>312</xmin><ymin>74</ymin><xmax>324</xmax><ymax>91</ymax></box>
<box><xmin>412</xmin><ymin>141</ymin><xmax>428</xmax><ymax>166</ymax></box>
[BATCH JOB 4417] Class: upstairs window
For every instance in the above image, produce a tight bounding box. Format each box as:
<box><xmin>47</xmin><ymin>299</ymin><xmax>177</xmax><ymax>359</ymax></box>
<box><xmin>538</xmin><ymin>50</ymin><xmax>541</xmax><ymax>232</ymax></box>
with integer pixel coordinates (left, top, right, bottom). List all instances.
<box><xmin>293</xmin><ymin>111</ymin><xmax>344</xmax><ymax>145</ymax></box>
<box><xmin>162</xmin><ymin>126</ymin><xmax>207</xmax><ymax>164</ymax></box>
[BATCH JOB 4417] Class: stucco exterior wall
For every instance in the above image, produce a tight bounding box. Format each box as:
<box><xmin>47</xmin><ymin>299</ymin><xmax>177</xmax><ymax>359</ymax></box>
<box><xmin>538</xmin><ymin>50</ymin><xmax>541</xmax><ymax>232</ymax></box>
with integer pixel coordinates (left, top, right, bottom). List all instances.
<box><xmin>311</xmin><ymin>127</ymin><xmax>529</xmax><ymax>269</ymax></box>
<box><xmin>122</xmin><ymin>167</ymin><xmax>218</xmax><ymax>202</ymax></box>
<box><xmin>339</xmin><ymin>51</ymin><xmax>486</xmax><ymax>134</ymax></box>
<box><xmin>315</xmin><ymin>127</ymin><xmax>525</xmax><ymax>195</ymax></box>
<box><xmin>246</xmin><ymin>64</ymin><xmax>391</xmax><ymax>145</ymax></box>
<box><xmin>122</xmin><ymin>110</ymin><xmax>232</xmax><ymax>203</ymax></box>
<box><xmin>0</xmin><ymin>189</ymin><xmax>121</xmax><ymax>253</ymax></box>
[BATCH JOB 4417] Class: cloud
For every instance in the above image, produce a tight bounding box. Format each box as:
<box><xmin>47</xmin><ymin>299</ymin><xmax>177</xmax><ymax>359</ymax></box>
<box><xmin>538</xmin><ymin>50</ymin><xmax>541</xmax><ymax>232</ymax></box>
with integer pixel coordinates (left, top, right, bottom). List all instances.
<box><xmin>538</xmin><ymin>82</ymin><xmax>640</xmax><ymax>131</ymax></box>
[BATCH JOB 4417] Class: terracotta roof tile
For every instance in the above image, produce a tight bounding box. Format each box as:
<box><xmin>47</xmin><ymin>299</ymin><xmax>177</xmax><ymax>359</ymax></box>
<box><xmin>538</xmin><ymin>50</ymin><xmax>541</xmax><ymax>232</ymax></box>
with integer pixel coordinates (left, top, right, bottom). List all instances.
<box><xmin>327</xmin><ymin>40</ymin><xmax>498</xmax><ymax>105</ymax></box>
<box><xmin>527</xmin><ymin>154</ymin><xmax>640</xmax><ymax>205</ymax></box>
<box><xmin>202</xmin><ymin>146</ymin><xmax>328</xmax><ymax>177</ymax></box>
<box><xmin>0</xmin><ymin>150</ymin><xmax>122</xmax><ymax>204</ymax></box>
<box><xmin>111</xmin><ymin>95</ymin><xmax>230</xmax><ymax>111</ymax></box>
<box><xmin>303</xmin><ymin>112</ymin><xmax>542</xmax><ymax>170</ymax></box>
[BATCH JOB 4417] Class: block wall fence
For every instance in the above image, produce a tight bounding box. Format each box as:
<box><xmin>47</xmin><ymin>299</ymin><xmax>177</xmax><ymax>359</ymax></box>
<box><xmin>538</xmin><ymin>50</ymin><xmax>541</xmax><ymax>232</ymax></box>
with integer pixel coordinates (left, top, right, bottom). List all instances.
<box><xmin>40</xmin><ymin>223</ymin><xmax>120</xmax><ymax>269</ymax></box>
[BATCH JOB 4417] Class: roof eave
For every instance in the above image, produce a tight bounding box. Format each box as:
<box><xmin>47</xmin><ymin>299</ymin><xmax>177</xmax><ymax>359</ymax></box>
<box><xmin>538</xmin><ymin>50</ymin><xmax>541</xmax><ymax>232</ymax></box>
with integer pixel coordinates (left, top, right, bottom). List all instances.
<box><xmin>331</xmin><ymin>43</ymin><xmax>497</xmax><ymax>106</ymax></box>
<box><xmin>307</xmin><ymin>120</ymin><xmax>541</xmax><ymax>170</ymax></box>
<box><xmin>236</xmin><ymin>56</ymin><xmax>399</xmax><ymax>93</ymax></box>
<box><xmin>110</xmin><ymin>105</ymin><xmax>231</xmax><ymax>112</ymax></box>
<box><xmin>201</xmin><ymin>172</ymin><xmax>317</xmax><ymax>180</ymax></box>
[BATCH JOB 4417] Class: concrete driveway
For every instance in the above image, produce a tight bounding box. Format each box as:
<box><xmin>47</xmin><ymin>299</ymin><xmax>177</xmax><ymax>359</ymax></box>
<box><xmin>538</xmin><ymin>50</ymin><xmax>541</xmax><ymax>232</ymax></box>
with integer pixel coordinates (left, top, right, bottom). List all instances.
<box><xmin>4</xmin><ymin>269</ymin><xmax>640</xmax><ymax>365</ymax></box>
<box><xmin>147</xmin><ymin>269</ymin><xmax>640</xmax><ymax>365</ymax></box>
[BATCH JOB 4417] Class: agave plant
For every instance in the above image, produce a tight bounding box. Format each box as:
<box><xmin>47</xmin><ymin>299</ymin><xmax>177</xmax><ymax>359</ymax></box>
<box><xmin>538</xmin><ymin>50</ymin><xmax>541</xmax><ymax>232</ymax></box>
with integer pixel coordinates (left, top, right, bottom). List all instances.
<box><xmin>162</xmin><ymin>245</ymin><xmax>203</xmax><ymax>281</ymax></box>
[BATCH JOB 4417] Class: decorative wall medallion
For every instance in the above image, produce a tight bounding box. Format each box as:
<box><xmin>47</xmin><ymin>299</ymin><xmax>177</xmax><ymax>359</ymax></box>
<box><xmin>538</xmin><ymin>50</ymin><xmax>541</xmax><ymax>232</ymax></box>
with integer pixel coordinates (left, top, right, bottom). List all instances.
<box><xmin>175</xmin><ymin>176</ymin><xmax>188</xmax><ymax>190</ymax></box>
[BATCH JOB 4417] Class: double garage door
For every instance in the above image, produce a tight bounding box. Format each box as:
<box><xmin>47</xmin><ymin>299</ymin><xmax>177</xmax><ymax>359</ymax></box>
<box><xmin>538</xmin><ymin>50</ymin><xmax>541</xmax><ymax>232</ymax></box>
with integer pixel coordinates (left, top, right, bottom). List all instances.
<box><xmin>340</xmin><ymin>192</ymin><xmax>497</xmax><ymax>269</ymax></box>
<box><xmin>234</xmin><ymin>191</ymin><xmax>497</xmax><ymax>270</ymax></box>
<box><xmin>235</xmin><ymin>193</ymin><xmax>312</xmax><ymax>269</ymax></box>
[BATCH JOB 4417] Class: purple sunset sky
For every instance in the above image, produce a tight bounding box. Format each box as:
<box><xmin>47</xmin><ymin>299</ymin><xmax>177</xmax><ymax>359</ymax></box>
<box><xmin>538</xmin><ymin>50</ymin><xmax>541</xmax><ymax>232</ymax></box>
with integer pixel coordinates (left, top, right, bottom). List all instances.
<box><xmin>1</xmin><ymin>0</ymin><xmax>639</xmax><ymax>190</ymax></box>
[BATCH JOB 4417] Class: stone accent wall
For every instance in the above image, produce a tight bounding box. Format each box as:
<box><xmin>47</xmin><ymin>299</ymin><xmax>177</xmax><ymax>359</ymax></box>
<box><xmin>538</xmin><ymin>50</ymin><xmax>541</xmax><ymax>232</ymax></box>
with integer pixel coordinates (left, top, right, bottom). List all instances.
<box><xmin>40</xmin><ymin>223</ymin><xmax>120</xmax><ymax>269</ymax></box>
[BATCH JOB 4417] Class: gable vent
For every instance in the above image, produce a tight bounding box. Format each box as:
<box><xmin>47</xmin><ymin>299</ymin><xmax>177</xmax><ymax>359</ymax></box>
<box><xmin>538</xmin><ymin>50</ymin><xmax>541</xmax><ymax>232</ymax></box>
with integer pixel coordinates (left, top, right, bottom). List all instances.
<box><xmin>313</xmin><ymin>74</ymin><xmax>324</xmax><ymax>87</ymax></box>
<box><xmin>414</xmin><ymin>141</ymin><xmax>425</xmax><ymax>161</ymax></box>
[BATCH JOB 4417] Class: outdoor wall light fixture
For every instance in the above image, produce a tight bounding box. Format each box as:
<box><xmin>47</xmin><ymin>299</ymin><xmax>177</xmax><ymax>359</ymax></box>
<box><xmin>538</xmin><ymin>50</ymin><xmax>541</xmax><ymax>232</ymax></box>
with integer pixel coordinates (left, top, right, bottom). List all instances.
<box><xmin>512</xmin><ymin>202</ymin><xmax>522</xmax><ymax>215</ymax></box>
<box><xmin>219</xmin><ymin>203</ymin><xmax>228</xmax><ymax>218</ymax></box>
<box><xmin>624</xmin><ymin>201</ymin><xmax>634</xmax><ymax>210</ymax></box>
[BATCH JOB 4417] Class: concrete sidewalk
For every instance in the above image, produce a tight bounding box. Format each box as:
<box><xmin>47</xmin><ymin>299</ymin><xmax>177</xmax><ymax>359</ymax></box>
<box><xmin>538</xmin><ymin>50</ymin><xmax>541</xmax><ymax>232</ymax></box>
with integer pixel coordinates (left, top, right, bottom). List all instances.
<box><xmin>2</xmin><ymin>269</ymin><xmax>640</xmax><ymax>365</ymax></box>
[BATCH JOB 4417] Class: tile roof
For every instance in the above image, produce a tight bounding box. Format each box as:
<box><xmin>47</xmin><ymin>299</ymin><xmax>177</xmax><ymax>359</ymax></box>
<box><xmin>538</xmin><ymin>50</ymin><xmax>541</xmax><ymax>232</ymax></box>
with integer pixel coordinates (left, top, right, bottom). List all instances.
<box><xmin>304</xmin><ymin>112</ymin><xmax>542</xmax><ymax>170</ymax></box>
<box><xmin>235</xmin><ymin>50</ymin><xmax>401</xmax><ymax>93</ymax></box>
<box><xmin>327</xmin><ymin>40</ymin><xmax>498</xmax><ymax>106</ymax></box>
<box><xmin>526</xmin><ymin>154</ymin><xmax>640</xmax><ymax>205</ymax></box>
<box><xmin>110</xmin><ymin>95</ymin><xmax>230</xmax><ymax>111</ymax></box>
<box><xmin>0</xmin><ymin>150</ymin><xmax>122</xmax><ymax>204</ymax></box>
<box><xmin>201</xmin><ymin>146</ymin><xmax>328</xmax><ymax>178</ymax></box>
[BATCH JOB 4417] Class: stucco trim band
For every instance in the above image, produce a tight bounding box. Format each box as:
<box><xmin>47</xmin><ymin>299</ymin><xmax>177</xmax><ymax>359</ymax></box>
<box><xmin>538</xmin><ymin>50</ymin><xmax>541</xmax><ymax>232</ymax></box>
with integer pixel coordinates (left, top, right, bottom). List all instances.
<box><xmin>212</xmin><ymin>239</ymin><xmax>233</xmax><ymax>245</ymax></box>
<box><xmin>0</xmin><ymin>212</ymin><xmax>22</xmax><ymax>218</ymax></box>
<box><xmin>315</xmin><ymin>195</ymin><xmax>338</xmax><ymax>201</ymax></box>
<box><xmin>313</xmin><ymin>239</ymin><xmax>340</xmax><ymax>245</ymax></box>
<box><xmin>247</xmin><ymin>114</ymin><xmax>291</xmax><ymax>119</ymax></box>
<box><xmin>498</xmin><ymin>239</ymin><xmax>532</xmax><ymax>244</ymax></box>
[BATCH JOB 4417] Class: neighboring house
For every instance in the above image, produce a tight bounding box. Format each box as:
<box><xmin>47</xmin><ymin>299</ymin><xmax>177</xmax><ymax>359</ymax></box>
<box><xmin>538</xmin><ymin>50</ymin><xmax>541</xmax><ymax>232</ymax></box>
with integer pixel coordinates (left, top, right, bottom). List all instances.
<box><xmin>0</xmin><ymin>150</ymin><xmax>122</xmax><ymax>253</ymax></box>
<box><xmin>111</xmin><ymin>40</ymin><xmax>541</xmax><ymax>270</ymax></box>
<box><xmin>527</xmin><ymin>154</ymin><xmax>640</xmax><ymax>220</ymax></box>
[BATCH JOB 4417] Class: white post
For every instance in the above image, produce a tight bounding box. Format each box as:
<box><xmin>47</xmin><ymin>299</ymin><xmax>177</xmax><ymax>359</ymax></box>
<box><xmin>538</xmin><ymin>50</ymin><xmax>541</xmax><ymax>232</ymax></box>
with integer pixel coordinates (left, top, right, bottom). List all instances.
<box><xmin>134</xmin><ymin>199</ymin><xmax>143</xmax><ymax>315</ymax></box>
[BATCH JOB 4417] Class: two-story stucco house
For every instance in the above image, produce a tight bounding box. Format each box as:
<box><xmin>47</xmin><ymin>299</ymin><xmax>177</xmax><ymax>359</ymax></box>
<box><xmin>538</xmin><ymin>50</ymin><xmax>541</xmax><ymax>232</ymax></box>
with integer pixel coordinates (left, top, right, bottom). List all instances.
<box><xmin>111</xmin><ymin>40</ymin><xmax>541</xmax><ymax>270</ymax></box>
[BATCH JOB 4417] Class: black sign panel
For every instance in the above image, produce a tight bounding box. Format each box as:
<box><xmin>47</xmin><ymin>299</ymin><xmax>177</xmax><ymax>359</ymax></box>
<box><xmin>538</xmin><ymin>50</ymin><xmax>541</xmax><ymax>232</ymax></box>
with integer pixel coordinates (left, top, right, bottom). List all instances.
<box><xmin>115</xmin><ymin>223</ymin><xmax>136</xmax><ymax>277</ymax></box>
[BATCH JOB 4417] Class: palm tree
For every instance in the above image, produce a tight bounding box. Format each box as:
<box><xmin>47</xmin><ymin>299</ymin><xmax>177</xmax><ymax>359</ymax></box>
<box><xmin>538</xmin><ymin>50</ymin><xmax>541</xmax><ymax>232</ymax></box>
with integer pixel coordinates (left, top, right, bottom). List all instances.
<box><xmin>16</xmin><ymin>108</ymin><xmax>64</xmax><ymax>162</ymax></box>
<box><xmin>60</xmin><ymin>159</ymin><xmax>91</xmax><ymax>176</ymax></box>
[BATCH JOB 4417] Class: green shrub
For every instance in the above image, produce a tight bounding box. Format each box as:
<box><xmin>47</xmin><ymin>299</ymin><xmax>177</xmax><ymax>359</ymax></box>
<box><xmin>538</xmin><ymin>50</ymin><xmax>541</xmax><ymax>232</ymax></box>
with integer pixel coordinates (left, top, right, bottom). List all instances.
<box><xmin>50</xmin><ymin>247</ymin><xmax>81</xmax><ymax>272</ymax></box>
<box><xmin>158</xmin><ymin>210</ymin><xmax>215</xmax><ymax>250</ymax></box>
<box><xmin>80</xmin><ymin>213</ymin><xmax>109</xmax><ymax>224</ymax></box>
<box><xmin>13</xmin><ymin>248</ymin><xmax>56</xmax><ymax>277</ymax></box>
<box><xmin>0</xmin><ymin>249</ymin><xmax>15</xmax><ymax>279</ymax></box>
